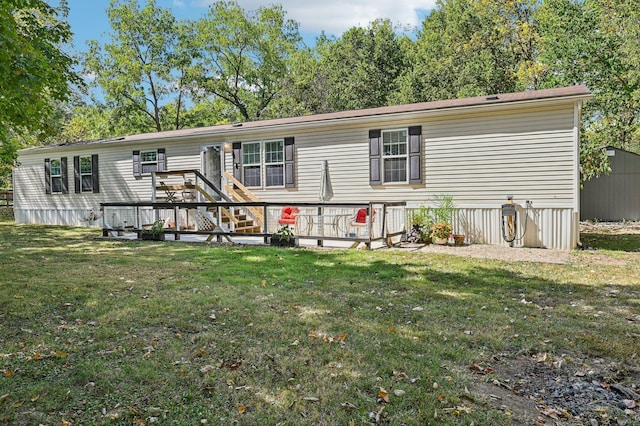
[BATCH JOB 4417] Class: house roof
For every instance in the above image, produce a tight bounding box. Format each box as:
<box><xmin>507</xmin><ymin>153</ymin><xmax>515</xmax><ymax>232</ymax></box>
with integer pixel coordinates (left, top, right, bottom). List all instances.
<box><xmin>25</xmin><ymin>85</ymin><xmax>591</xmax><ymax>151</ymax></box>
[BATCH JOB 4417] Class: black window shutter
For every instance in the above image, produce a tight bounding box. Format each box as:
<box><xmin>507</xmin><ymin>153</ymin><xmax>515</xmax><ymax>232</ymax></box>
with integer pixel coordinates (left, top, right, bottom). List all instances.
<box><xmin>44</xmin><ymin>158</ymin><xmax>51</xmax><ymax>194</ymax></box>
<box><xmin>61</xmin><ymin>157</ymin><xmax>69</xmax><ymax>194</ymax></box>
<box><xmin>157</xmin><ymin>148</ymin><xmax>166</xmax><ymax>171</ymax></box>
<box><xmin>408</xmin><ymin>126</ymin><xmax>423</xmax><ymax>184</ymax></box>
<box><xmin>133</xmin><ymin>150</ymin><xmax>141</xmax><ymax>177</ymax></box>
<box><xmin>232</xmin><ymin>142</ymin><xmax>242</xmax><ymax>183</ymax></box>
<box><xmin>284</xmin><ymin>137</ymin><xmax>295</xmax><ymax>188</ymax></box>
<box><xmin>369</xmin><ymin>129</ymin><xmax>382</xmax><ymax>185</ymax></box>
<box><xmin>92</xmin><ymin>154</ymin><xmax>100</xmax><ymax>193</ymax></box>
<box><xmin>73</xmin><ymin>156</ymin><xmax>81</xmax><ymax>193</ymax></box>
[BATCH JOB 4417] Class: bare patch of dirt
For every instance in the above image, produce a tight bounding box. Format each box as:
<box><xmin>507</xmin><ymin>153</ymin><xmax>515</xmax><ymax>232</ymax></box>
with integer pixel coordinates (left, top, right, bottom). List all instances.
<box><xmin>415</xmin><ymin>243</ymin><xmax>571</xmax><ymax>264</ymax></box>
<box><xmin>467</xmin><ymin>353</ymin><xmax>640</xmax><ymax>425</ymax></box>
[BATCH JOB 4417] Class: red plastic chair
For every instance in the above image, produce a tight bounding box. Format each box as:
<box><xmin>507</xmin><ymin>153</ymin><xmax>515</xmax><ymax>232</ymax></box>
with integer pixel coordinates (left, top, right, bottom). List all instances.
<box><xmin>349</xmin><ymin>208</ymin><xmax>376</xmax><ymax>235</ymax></box>
<box><xmin>278</xmin><ymin>206</ymin><xmax>300</xmax><ymax>230</ymax></box>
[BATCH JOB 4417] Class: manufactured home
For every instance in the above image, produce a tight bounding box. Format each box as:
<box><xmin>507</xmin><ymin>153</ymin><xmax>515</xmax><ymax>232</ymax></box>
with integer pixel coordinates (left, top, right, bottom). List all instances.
<box><xmin>13</xmin><ymin>85</ymin><xmax>591</xmax><ymax>250</ymax></box>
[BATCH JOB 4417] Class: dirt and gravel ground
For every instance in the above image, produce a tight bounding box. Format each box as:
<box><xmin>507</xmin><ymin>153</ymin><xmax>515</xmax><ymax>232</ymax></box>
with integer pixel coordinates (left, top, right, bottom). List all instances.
<box><xmin>393</xmin><ymin>221</ymin><xmax>640</xmax><ymax>265</ymax></box>
<box><xmin>395</xmin><ymin>222</ymin><xmax>640</xmax><ymax>424</ymax></box>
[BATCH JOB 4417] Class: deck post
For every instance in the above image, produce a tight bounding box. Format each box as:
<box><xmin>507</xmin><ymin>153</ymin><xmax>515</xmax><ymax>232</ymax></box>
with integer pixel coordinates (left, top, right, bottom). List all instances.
<box><xmin>263</xmin><ymin>205</ymin><xmax>269</xmax><ymax>244</ymax></box>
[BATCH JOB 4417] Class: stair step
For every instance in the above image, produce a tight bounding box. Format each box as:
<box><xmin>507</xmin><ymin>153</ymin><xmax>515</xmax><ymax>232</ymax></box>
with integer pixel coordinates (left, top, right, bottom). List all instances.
<box><xmin>236</xmin><ymin>226</ymin><xmax>261</xmax><ymax>233</ymax></box>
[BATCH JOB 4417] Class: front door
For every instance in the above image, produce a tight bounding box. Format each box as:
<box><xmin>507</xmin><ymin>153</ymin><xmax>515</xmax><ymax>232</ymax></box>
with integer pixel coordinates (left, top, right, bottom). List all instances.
<box><xmin>201</xmin><ymin>144</ymin><xmax>223</xmax><ymax>201</ymax></box>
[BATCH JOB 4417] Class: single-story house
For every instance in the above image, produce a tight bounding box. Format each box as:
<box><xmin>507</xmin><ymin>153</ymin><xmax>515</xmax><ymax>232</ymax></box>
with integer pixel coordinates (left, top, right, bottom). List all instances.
<box><xmin>581</xmin><ymin>147</ymin><xmax>640</xmax><ymax>221</ymax></box>
<box><xmin>12</xmin><ymin>85</ymin><xmax>591</xmax><ymax>250</ymax></box>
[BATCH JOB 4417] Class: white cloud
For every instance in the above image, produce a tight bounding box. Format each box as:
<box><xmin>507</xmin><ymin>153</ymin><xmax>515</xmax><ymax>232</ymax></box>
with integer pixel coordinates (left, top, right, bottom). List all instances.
<box><xmin>192</xmin><ymin>0</ymin><xmax>436</xmax><ymax>36</ymax></box>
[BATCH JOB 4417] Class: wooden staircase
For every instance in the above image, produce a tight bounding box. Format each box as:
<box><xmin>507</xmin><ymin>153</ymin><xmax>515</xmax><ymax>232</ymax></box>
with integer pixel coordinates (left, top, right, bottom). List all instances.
<box><xmin>153</xmin><ymin>170</ymin><xmax>262</xmax><ymax>234</ymax></box>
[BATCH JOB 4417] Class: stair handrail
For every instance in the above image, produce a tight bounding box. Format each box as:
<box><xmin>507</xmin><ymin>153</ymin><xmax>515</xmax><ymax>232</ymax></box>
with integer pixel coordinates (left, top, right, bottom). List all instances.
<box><xmin>224</xmin><ymin>172</ymin><xmax>262</xmax><ymax>202</ymax></box>
<box><xmin>193</xmin><ymin>170</ymin><xmax>232</xmax><ymax>202</ymax></box>
<box><xmin>223</xmin><ymin>172</ymin><xmax>264</xmax><ymax>226</ymax></box>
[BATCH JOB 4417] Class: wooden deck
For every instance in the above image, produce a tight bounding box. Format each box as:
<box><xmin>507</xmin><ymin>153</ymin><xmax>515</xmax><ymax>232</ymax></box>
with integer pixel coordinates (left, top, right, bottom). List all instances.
<box><xmin>100</xmin><ymin>201</ymin><xmax>407</xmax><ymax>249</ymax></box>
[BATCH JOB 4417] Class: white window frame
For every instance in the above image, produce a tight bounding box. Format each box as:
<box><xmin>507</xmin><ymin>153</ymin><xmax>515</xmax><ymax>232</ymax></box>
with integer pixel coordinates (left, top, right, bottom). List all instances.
<box><xmin>381</xmin><ymin>128</ymin><xmax>409</xmax><ymax>184</ymax></box>
<box><xmin>50</xmin><ymin>158</ymin><xmax>63</xmax><ymax>194</ymax></box>
<box><xmin>242</xmin><ymin>142</ymin><xmax>262</xmax><ymax>188</ymax></box>
<box><xmin>79</xmin><ymin>155</ymin><xmax>93</xmax><ymax>192</ymax></box>
<box><xmin>242</xmin><ymin>139</ymin><xmax>285</xmax><ymax>189</ymax></box>
<box><xmin>140</xmin><ymin>149</ymin><xmax>158</xmax><ymax>175</ymax></box>
<box><xmin>264</xmin><ymin>139</ymin><xmax>285</xmax><ymax>188</ymax></box>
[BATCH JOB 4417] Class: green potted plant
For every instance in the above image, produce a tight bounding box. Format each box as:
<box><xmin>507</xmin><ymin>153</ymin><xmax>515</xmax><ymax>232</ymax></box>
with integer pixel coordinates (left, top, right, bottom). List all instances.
<box><xmin>270</xmin><ymin>224</ymin><xmax>296</xmax><ymax>247</ymax></box>
<box><xmin>431</xmin><ymin>221</ymin><xmax>452</xmax><ymax>245</ymax></box>
<box><xmin>141</xmin><ymin>219</ymin><xmax>165</xmax><ymax>241</ymax></box>
<box><xmin>406</xmin><ymin>205</ymin><xmax>432</xmax><ymax>243</ymax></box>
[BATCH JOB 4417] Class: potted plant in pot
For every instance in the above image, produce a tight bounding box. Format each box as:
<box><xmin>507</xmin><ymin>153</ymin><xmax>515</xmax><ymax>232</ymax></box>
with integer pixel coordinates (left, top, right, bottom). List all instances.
<box><xmin>452</xmin><ymin>233</ymin><xmax>465</xmax><ymax>246</ymax></box>
<box><xmin>270</xmin><ymin>224</ymin><xmax>296</xmax><ymax>247</ymax></box>
<box><xmin>406</xmin><ymin>205</ymin><xmax>432</xmax><ymax>244</ymax></box>
<box><xmin>141</xmin><ymin>219</ymin><xmax>165</xmax><ymax>241</ymax></box>
<box><xmin>431</xmin><ymin>221</ymin><xmax>452</xmax><ymax>245</ymax></box>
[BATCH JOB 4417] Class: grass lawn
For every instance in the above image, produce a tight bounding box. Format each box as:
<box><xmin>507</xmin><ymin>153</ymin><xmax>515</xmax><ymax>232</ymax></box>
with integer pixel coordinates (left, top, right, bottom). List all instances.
<box><xmin>1</xmin><ymin>217</ymin><xmax>639</xmax><ymax>425</ymax></box>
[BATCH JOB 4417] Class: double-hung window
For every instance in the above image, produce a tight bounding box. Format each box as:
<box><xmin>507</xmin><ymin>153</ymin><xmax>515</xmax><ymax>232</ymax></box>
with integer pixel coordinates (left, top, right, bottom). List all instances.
<box><xmin>382</xmin><ymin>129</ymin><xmax>408</xmax><ymax>183</ymax></box>
<box><xmin>241</xmin><ymin>140</ymin><xmax>286</xmax><ymax>188</ymax></box>
<box><xmin>264</xmin><ymin>140</ymin><xmax>284</xmax><ymax>187</ymax></box>
<box><xmin>73</xmin><ymin>154</ymin><xmax>99</xmax><ymax>193</ymax></box>
<box><xmin>369</xmin><ymin>126</ymin><xmax>422</xmax><ymax>185</ymax></box>
<box><xmin>233</xmin><ymin>137</ymin><xmax>295</xmax><ymax>188</ymax></box>
<box><xmin>242</xmin><ymin>142</ymin><xmax>262</xmax><ymax>187</ymax></box>
<box><xmin>44</xmin><ymin>157</ymin><xmax>68</xmax><ymax>194</ymax></box>
<box><xmin>80</xmin><ymin>156</ymin><xmax>93</xmax><ymax>192</ymax></box>
<box><xmin>132</xmin><ymin>148</ymin><xmax>166</xmax><ymax>176</ymax></box>
<box><xmin>50</xmin><ymin>159</ymin><xmax>63</xmax><ymax>193</ymax></box>
<box><xmin>141</xmin><ymin>150</ymin><xmax>158</xmax><ymax>174</ymax></box>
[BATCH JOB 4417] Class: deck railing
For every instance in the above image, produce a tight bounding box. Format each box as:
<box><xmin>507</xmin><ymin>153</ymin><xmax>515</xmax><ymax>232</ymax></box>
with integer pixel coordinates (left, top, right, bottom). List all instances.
<box><xmin>100</xmin><ymin>201</ymin><xmax>407</xmax><ymax>248</ymax></box>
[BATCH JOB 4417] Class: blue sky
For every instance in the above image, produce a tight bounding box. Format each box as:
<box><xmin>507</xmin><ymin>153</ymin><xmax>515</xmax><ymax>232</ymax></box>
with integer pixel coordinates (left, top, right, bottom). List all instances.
<box><xmin>61</xmin><ymin>0</ymin><xmax>435</xmax><ymax>52</ymax></box>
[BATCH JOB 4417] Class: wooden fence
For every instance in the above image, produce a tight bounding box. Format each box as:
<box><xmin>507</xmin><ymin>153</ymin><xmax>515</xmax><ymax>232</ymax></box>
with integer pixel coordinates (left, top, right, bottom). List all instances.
<box><xmin>0</xmin><ymin>191</ymin><xmax>12</xmax><ymax>206</ymax></box>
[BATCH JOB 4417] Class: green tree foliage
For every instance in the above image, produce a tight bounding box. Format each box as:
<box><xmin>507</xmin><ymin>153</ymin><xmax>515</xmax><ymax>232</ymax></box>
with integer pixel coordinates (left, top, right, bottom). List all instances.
<box><xmin>537</xmin><ymin>0</ymin><xmax>640</xmax><ymax>180</ymax></box>
<box><xmin>83</xmin><ymin>0</ymin><xmax>191</xmax><ymax>133</ymax></box>
<box><xmin>397</xmin><ymin>0</ymin><xmax>539</xmax><ymax>103</ymax></box>
<box><xmin>316</xmin><ymin>19</ymin><xmax>409</xmax><ymax>112</ymax></box>
<box><xmin>272</xmin><ymin>19</ymin><xmax>410</xmax><ymax>116</ymax></box>
<box><xmin>186</xmin><ymin>1</ymin><xmax>301</xmax><ymax>122</ymax></box>
<box><xmin>0</xmin><ymin>0</ymin><xmax>78</xmax><ymax>187</ymax></box>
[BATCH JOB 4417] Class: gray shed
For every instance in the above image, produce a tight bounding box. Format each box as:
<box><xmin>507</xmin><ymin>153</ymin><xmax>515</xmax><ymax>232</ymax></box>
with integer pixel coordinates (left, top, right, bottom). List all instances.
<box><xmin>580</xmin><ymin>147</ymin><xmax>640</xmax><ymax>221</ymax></box>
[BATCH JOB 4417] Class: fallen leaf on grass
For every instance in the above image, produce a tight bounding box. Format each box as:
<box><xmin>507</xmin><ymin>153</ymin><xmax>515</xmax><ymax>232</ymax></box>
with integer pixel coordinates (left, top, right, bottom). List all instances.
<box><xmin>470</xmin><ymin>361</ymin><xmax>493</xmax><ymax>375</ymax></box>
<box><xmin>378</xmin><ymin>387</ymin><xmax>390</xmax><ymax>403</ymax></box>
<box><xmin>442</xmin><ymin>405</ymin><xmax>473</xmax><ymax>415</ymax></box>
<box><xmin>341</xmin><ymin>401</ymin><xmax>357</xmax><ymax>409</ymax></box>
<box><xmin>237</xmin><ymin>405</ymin><xmax>246</xmax><ymax>414</ymax></box>
<box><xmin>60</xmin><ymin>419</ymin><xmax>73</xmax><ymax>426</ymax></box>
<box><xmin>392</xmin><ymin>371</ymin><xmax>408</xmax><ymax>379</ymax></box>
<box><xmin>200</xmin><ymin>365</ymin><xmax>215</xmax><ymax>374</ymax></box>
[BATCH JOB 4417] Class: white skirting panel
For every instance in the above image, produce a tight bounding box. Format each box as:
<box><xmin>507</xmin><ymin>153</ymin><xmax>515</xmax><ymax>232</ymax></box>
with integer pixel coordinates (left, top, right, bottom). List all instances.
<box><xmin>14</xmin><ymin>208</ymin><xmax>102</xmax><ymax>228</ymax></box>
<box><xmin>15</xmin><ymin>206</ymin><xmax>578</xmax><ymax>250</ymax></box>
<box><xmin>454</xmin><ymin>207</ymin><xmax>576</xmax><ymax>251</ymax></box>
